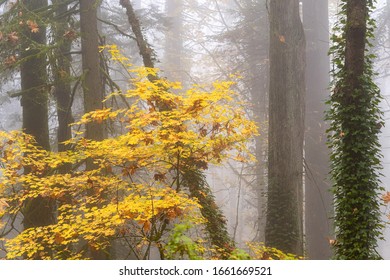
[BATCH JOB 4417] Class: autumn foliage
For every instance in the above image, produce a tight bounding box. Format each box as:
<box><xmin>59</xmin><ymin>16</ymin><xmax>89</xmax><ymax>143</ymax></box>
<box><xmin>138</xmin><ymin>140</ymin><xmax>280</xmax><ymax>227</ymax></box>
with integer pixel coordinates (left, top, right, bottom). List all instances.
<box><xmin>0</xmin><ymin>46</ymin><xmax>258</xmax><ymax>259</ymax></box>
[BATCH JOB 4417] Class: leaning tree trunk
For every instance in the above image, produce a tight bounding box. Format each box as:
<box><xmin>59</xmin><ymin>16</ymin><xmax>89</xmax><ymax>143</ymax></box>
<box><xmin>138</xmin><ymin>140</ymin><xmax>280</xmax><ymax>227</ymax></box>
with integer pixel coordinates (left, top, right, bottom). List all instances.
<box><xmin>120</xmin><ymin>0</ymin><xmax>235</xmax><ymax>257</ymax></box>
<box><xmin>265</xmin><ymin>0</ymin><xmax>305</xmax><ymax>256</ymax></box>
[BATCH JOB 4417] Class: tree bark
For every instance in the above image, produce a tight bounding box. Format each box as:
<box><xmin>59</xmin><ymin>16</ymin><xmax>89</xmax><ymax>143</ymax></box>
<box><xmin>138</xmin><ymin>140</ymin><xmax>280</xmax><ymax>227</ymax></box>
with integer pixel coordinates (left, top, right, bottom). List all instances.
<box><xmin>335</xmin><ymin>0</ymin><xmax>381</xmax><ymax>259</ymax></box>
<box><xmin>248</xmin><ymin>0</ymin><xmax>269</xmax><ymax>244</ymax></box>
<box><xmin>21</xmin><ymin>0</ymin><xmax>55</xmax><ymax>230</ymax></box>
<box><xmin>80</xmin><ymin>0</ymin><xmax>104</xmax><ymax>143</ymax></box>
<box><xmin>53</xmin><ymin>0</ymin><xmax>73</xmax><ymax>156</ymax></box>
<box><xmin>265</xmin><ymin>0</ymin><xmax>305</xmax><ymax>256</ymax></box>
<box><xmin>21</xmin><ymin>0</ymin><xmax>50</xmax><ymax>152</ymax></box>
<box><xmin>345</xmin><ymin>1</ymin><xmax>366</xmax><ymax>86</ymax></box>
<box><xmin>79</xmin><ymin>0</ymin><xmax>106</xmax><ymax>259</ymax></box>
<box><xmin>120</xmin><ymin>0</ymin><xmax>155</xmax><ymax>70</ymax></box>
<box><xmin>120</xmin><ymin>0</ymin><xmax>235</xmax><ymax>256</ymax></box>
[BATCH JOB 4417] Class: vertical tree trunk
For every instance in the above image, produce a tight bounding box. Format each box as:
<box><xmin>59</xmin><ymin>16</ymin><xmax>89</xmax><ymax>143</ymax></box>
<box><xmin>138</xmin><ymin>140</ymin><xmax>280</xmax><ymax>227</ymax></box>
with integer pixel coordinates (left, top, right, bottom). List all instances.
<box><xmin>345</xmin><ymin>1</ymin><xmax>366</xmax><ymax>83</ymax></box>
<box><xmin>79</xmin><ymin>0</ymin><xmax>106</xmax><ymax>259</ymax></box>
<box><xmin>265</xmin><ymin>0</ymin><xmax>305</xmax><ymax>256</ymax></box>
<box><xmin>53</xmin><ymin>0</ymin><xmax>73</xmax><ymax>156</ymax></box>
<box><xmin>250</xmin><ymin>0</ymin><xmax>269</xmax><ymax>244</ymax></box>
<box><xmin>21</xmin><ymin>0</ymin><xmax>55</xmax><ymax>230</ymax></box>
<box><xmin>80</xmin><ymin>0</ymin><xmax>104</xmax><ymax>143</ymax></box>
<box><xmin>302</xmin><ymin>0</ymin><xmax>332</xmax><ymax>259</ymax></box>
<box><xmin>329</xmin><ymin>0</ymin><xmax>383</xmax><ymax>260</ymax></box>
<box><xmin>21</xmin><ymin>0</ymin><xmax>50</xmax><ymax>152</ymax></box>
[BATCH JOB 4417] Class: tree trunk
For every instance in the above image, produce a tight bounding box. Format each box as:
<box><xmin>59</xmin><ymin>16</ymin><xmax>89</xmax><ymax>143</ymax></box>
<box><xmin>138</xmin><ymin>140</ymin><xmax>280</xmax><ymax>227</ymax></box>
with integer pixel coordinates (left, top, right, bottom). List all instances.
<box><xmin>302</xmin><ymin>0</ymin><xmax>332</xmax><ymax>259</ymax></box>
<box><xmin>21</xmin><ymin>0</ymin><xmax>55</xmax><ymax>230</ymax></box>
<box><xmin>345</xmin><ymin>1</ymin><xmax>366</xmax><ymax>84</ymax></box>
<box><xmin>329</xmin><ymin>0</ymin><xmax>383</xmax><ymax>260</ymax></box>
<box><xmin>120</xmin><ymin>0</ymin><xmax>155</xmax><ymax>70</ymax></box>
<box><xmin>80</xmin><ymin>0</ymin><xmax>104</xmax><ymax>143</ymax></box>
<box><xmin>21</xmin><ymin>0</ymin><xmax>50</xmax><ymax>152</ymax></box>
<box><xmin>249</xmin><ymin>0</ymin><xmax>269</xmax><ymax>244</ymax></box>
<box><xmin>265</xmin><ymin>0</ymin><xmax>305</xmax><ymax>256</ymax></box>
<box><xmin>120</xmin><ymin>0</ymin><xmax>235</xmax><ymax>257</ymax></box>
<box><xmin>79</xmin><ymin>0</ymin><xmax>106</xmax><ymax>259</ymax></box>
<box><xmin>53</xmin><ymin>0</ymin><xmax>73</xmax><ymax>156</ymax></box>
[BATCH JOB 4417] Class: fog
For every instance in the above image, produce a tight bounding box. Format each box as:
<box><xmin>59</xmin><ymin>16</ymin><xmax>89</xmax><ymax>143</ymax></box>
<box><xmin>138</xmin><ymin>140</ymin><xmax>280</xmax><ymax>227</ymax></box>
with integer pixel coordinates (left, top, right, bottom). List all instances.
<box><xmin>1</xmin><ymin>0</ymin><xmax>390</xmax><ymax>260</ymax></box>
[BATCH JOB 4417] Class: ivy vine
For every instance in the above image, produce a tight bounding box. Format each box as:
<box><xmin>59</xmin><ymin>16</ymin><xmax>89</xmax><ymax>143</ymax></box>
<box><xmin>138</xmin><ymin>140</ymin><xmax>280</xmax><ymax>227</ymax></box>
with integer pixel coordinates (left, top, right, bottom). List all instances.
<box><xmin>326</xmin><ymin>0</ymin><xmax>384</xmax><ymax>259</ymax></box>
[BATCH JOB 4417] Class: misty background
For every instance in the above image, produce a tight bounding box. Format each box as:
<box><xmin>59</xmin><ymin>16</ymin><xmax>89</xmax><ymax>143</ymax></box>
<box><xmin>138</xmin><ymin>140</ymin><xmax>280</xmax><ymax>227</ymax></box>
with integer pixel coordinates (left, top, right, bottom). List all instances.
<box><xmin>1</xmin><ymin>0</ymin><xmax>390</xmax><ymax>259</ymax></box>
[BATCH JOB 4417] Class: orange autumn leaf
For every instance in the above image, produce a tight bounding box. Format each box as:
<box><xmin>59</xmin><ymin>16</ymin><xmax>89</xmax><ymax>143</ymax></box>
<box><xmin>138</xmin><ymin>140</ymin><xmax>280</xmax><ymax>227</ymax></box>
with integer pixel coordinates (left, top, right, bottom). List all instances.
<box><xmin>54</xmin><ymin>233</ymin><xmax>65</xmax><ymax>245</ymax></box>
<box><xmin>327</xmin><ymin>238</ymin><xmax>337</xmax><ymax>246</ymax></box>
<box><xmin>166</xmin><ymin>208</ymin><xmax>177</xmax><ymax>219</ymax></box>
<box><xmin>63</xmin><ymin>29</ymin><xmax>77</xmax><ymax>41</ymax></box>
<box><xmin>4</xmin><ymin>55</ymin><xmax>17</xmax><ymax>67</ymax></box>
<box><xmin>7</xmin><ymin>32</ymin><xmax>19</xmax><ymax>44</ymax></box>
<box><xmin>27</xmin><ymin>20</ymin><xmax>39</xmax><ymax>33</ymax></box>
<box><xmin>382</xmin><ymin>192</ymin><xmax>390</xmax><ymax>204</ymax></box>
<box><xmin>142</xmin><ymin>220</ymin><xmax>151</xmax><ymax>233</ymax></box>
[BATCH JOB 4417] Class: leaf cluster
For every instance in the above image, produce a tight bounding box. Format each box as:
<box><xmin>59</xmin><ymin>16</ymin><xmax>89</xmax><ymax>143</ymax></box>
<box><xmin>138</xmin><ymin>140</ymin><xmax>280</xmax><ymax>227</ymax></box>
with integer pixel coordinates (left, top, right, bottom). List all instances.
<box><xmin>0</xmin><ymin>46</ymin><xmax>258</xmax><ymax>259</ymax></box>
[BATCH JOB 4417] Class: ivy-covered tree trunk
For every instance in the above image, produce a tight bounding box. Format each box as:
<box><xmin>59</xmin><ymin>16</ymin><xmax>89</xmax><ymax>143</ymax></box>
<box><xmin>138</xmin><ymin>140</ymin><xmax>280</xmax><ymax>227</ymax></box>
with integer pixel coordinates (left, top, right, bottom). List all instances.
<box><xmin>120</xmin><ymin>0</ymin><xmax>234</xmax><ymax>257</ymax></box>
<box><xmin>183</xmin><ymin>169</ymin><xmax>234</xmax><ymax>256</ymax></box>
<box><xmin>265</xmin><ymin>0</ymin><xmax>305</xmax><ymax>256</ymax></box>
<box><xmin>21</xmin><ymin>0</ymin><xmax>55</xmax><ymax>230</ymax></box>
<box><xmin>302</xmin><ymin>0</ymin><xmax>332</xmax><ymax>260</ymax></box>
<box><xmin>328</xmin><ymin>0</ymin><xmax>384</xmax><ymax>259</ymax></box>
